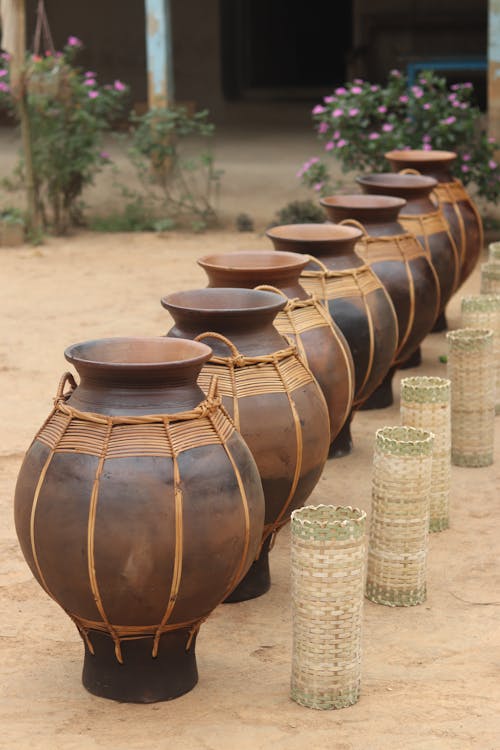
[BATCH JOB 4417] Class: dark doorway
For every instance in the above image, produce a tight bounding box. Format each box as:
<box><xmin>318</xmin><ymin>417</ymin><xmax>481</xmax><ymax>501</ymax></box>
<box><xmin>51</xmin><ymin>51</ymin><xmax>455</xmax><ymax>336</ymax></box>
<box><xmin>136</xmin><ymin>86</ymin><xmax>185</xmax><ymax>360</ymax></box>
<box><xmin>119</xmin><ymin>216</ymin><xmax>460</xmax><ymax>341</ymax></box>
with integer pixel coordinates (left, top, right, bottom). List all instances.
<box><xmin>221</xmin><ymin>1</ymin><xmax>353</xmax><ymax>100</ymax></box>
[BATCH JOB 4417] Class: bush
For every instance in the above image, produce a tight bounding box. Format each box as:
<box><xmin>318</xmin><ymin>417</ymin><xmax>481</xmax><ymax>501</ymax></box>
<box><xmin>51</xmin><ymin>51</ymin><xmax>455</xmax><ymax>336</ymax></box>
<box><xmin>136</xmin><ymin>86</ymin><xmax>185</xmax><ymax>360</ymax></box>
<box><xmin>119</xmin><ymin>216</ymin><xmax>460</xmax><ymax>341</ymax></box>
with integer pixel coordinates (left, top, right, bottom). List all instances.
<box><xmin>300</xmin><ymin>71</ymin><xmax>500</xmax><ymax>203</ymax></box>
<box><xmin>270</xmin><ymin>200</ymin><xmax>326</xmax><ymax>227</ymax></box>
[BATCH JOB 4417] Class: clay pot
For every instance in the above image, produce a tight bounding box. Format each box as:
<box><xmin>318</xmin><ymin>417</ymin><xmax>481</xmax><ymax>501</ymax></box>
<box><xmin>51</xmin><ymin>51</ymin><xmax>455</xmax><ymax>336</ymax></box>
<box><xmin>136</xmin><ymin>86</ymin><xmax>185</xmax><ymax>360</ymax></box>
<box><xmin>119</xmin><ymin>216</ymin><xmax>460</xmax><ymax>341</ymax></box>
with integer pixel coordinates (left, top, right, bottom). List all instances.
<box><xmin>266</xmin><ymin>223</ymin><xmax>399</xmax><ymax>453</ymax></box>
<box><xmin>14</xmin><ymin>337</ymin><xmax>265</xmax><ymax>703</ymax></box>
<box><xmin>385</xmin><ymin>149</ymin><xmax>483</xmax><ymax>285</ymax></box>
<box><xmin>320</xmin><ymin>195</ymin><xmax>440</xmax><ymax>406</ymax></box>
<box><xmin>357</xmin><ymin>173</ymin><xmax>460</xmax><ymax>329</ymax></box>
<box><xmin>162</xmin><ymin>288</ymin><xmax>330</xmax><ymax>599</ymax></box>
<box><xmin>197</xmin><ymin>250</ymin><xmax>355</xmax><ymax>447</ymax></box>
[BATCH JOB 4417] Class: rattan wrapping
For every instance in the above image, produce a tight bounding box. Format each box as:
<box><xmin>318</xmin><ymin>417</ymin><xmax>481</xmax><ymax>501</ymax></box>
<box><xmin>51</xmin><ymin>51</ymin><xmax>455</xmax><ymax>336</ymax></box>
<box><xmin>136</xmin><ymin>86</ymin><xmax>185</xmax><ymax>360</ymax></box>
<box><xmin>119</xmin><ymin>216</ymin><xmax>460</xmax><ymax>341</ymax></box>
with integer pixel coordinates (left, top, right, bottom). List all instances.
<box><xmin>488</xmin><ymin>242</ymin><xmax>500</xmax><ymax>262</ymax></box>
<box><xmin>461</xmin><ymin>295</ymin><xmax>500</xmax><ymax>415</ymax></box>
<box><xmin>480</xmin><ymin>262</ymin><xmax>500</xmax><ymax>294</ymax></box>
<box><xmin>290</xmin><ymin>505</ymin><xmax>366</xmax><ymax>710</ymax></box>
<box><xmin>446</xmin><ymin>328</ymin><xmax>495</xmax><ymax>467</ymax></box>
<box><xmin>400</xmin><ymin>377</ymin><xmax>451</xmax><ymax>532</ymax></box>
<box><xmin>366</xmin><ymin>426</ymin><xmax>433</xmax><ymax>607</ymax></box>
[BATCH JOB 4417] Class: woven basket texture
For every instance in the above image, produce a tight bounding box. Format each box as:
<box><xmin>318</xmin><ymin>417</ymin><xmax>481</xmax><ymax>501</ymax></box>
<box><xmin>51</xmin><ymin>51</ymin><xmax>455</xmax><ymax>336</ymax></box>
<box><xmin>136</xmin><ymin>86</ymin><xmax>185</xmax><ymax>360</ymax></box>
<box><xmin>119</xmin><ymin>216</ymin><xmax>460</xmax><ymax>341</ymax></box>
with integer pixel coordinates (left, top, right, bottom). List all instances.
<box><xmin>480</xmin><ymin>262</ymin><xmax>500</xmax><ymax>294</ymax></box>
<box><xmin>446</xmin><ymin>328</ymin><xmax>495</xmax><ymax>467</ymax></box>
<box><xmin>290</xmin><ymin>504</ymin><xmax>366</xmax><ymax>710</ymax></box>
<box><xmin>366</xmin><ymin>426</ymin><xmax>433</xmax><ymax>607</ymax></box>
<box><xmin>488</xmin><ymin>242</ymin><xmax>500</xmax><ymax>262</ymax></box>
<box><xmin>461</xmin><ymin>295</ymin><xmax>500</xmax><ymax>415</ymax></box>
<box><xmin>400</xmin><ymin>377</ymin><xmax>451</xmax><ymax>532</ymax></box>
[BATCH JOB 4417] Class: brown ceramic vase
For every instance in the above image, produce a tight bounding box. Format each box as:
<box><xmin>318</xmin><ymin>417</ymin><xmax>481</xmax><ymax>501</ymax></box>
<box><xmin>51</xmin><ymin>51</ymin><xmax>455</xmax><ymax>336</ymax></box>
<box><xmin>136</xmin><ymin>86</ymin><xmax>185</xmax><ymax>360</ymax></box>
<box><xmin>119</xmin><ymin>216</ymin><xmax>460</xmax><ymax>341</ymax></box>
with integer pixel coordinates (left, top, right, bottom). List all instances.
<box><xmin>319</xmin><ymin>195</ymin><xmax>440</xmax><ymax>407</ymax></box>
<box><xmin>266</xmin><ymin>224</ymin><xmax>399</xmax><ymax>454</ymax></box>
<box><xmin>358</xmin><ymin>173</ymin><xmax>460</xmax><ymax>331</ymax></box>
<box><xmin>385</xmin><ymin>149</ymin><xmax>483</xmax><ymax>285</ymax></box>
<box><xmin>197</xmin><ymin>250</ymin><xmax>355</xmax><ymax>449</ymax></box>
<box><xmin>14</xmin><ymin>338</ymin><xmax>265</xmax><ymax>703</ymax></box>
<box><xmin>162</xmin><ymin>288</ymin><xmax>330</xmax><ymax>599</ymax></box>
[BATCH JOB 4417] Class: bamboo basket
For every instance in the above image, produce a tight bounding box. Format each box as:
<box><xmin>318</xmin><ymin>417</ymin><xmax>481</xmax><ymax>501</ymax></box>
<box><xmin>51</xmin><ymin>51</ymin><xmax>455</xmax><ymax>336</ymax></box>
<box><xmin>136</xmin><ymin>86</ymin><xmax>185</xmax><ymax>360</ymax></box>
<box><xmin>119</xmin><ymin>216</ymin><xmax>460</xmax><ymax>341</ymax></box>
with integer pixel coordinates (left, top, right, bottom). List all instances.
<box><xmin>446</xmin><ymin>328</ymin><xmax>495</xmax><ymax>467</ymax></box>
<box><xmin>290</xmin><ymin>505</ymin><xmax>366</xmax><ymax>710</ymax></box>
<box><xmin>400</xmin><ymin>377</ymin><xmax>451</xmax><ymax>532</ymax></box>
<box><xmin>461</xmin><ymin>295</ymin><xmax>500</xmax><ymax>415</ymax></box>
<box><xmin>366</xmin><ymin>426</ymin><xmax>433</xmax><ymax>607</ymax></box>
<box><xmin>488</xmin><ymin>242</ymin><xmax>500</xmax><ymax>262</ymax></box>
<box><xmin>480</xmin><ymin>262</ymin><xmax>500</xmax><ymax>294</ymax></box>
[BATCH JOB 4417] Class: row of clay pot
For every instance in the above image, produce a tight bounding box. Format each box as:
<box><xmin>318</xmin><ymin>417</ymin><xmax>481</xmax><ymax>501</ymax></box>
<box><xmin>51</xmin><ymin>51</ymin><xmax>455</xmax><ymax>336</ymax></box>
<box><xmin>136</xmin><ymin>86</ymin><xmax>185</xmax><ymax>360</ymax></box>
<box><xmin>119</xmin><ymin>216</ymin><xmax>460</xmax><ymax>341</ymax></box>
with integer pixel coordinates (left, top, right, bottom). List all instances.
<box><xmin>13</xmin><ymin>148</ymin><xmax>483</xmax><ymax>703</ymax></box>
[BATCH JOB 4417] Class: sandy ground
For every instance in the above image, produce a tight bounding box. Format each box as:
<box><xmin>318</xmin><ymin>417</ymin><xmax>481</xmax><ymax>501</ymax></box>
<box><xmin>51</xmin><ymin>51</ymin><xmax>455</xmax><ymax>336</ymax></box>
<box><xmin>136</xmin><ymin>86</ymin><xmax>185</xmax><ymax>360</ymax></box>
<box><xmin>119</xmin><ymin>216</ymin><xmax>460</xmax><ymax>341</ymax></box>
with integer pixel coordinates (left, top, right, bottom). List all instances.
<box><xmin>0</xmin><ymin>226</ymin><xmax>499</xmax><ymax>750</ymax></box>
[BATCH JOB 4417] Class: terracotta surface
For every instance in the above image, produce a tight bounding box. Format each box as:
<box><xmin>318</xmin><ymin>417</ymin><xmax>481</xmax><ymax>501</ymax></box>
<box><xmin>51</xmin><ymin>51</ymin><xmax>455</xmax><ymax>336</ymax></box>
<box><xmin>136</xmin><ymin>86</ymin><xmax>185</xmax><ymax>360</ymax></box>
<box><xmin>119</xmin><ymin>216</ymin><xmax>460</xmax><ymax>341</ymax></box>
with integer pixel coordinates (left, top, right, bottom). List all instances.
<box><xmin>162</xmin><ymin>287</ymin><xmax>330</xmax><ymax>600</ymax></box>
<box><xmin>1</xmin><ymin>231</ymin><xmax>499</xmax><ymax>748</ymax></box>
<box><xmin>197</xmin><ymin>250</ymin><xmax>355</xmax><ymax>444</ymax></box>
<box><xmin>358</xmin><ymin>173</ymin><xmax>461</xmax><ymax>319</ymax></box>
<box><xmin>14</xmin><ymin>336</ymin><xmax>265</xmax><ymax>702</ymax></box>
<box><xmin>385</xmin><ymin>149</ymin><xmax>484</xmax><ymax>284</ymax></box>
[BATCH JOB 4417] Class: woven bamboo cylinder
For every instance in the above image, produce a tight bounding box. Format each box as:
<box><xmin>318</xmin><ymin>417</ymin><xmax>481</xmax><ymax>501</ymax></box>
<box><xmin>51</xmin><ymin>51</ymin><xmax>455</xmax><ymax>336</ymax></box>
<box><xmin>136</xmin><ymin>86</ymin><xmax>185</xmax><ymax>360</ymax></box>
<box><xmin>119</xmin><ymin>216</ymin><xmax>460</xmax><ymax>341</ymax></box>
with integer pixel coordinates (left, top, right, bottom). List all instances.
<box><xmin>461</xmin><ymin>295</ymin><xmax>500</xmax><ymax>415</ymax></box>
<box><xmin>446</xmin><ymin>328</ymin><xmax>495</xmax><ymax>467</ymax></box>
<box><xmin>366</xmin><ymin>426</ymin><xmax>433</xmax><ymax>607</ymax></box>
<box><xmin>480</xmin><ymin>262</ymin><xmax>500</xmax><ymax>294</ymax></box>
<box><xmin>290</xmin><ymin>505</ymin><xmax>366</xmax><ymax>710</ymax></box>
<box><xmin>400</xmin><ymin>377</ymin><xmax>451</xmax><ymax>532</ymax></box>
<box><xmin>488</xmin><ymin>242</ymin><xmax>500</xmax><ymax>262</ymax></box>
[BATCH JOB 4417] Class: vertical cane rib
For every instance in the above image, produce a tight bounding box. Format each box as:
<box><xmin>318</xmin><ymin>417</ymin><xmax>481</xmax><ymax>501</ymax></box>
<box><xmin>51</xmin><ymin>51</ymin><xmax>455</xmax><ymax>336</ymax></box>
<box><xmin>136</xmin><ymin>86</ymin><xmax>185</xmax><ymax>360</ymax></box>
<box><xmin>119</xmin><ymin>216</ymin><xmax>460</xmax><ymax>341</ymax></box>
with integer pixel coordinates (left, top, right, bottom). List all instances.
<box><xmin>314</xmin><ymin>300</ymin><xmax>354</xmax><ymax>429</ymax></box>
<box><xmin>444</xmin><ymin>183</ymin><xmax>467</xmax><ymax>268</ymax></box>
<box><xmin>395</xmin><ymin>236</ymin><xmax>415</xmax><ymax>358</ymax></box>
<box><xmin>353</xmin><ymin>275</ymin><xmax>376</xmax><ymax>403</ymax></box>
<box><xmin>152</xmin><ymin>418</ymin><xmax>184</xmax><ymax>658</ymax></box>
<box><xmin>87</xmin><ymin>420</ymin><xmax>123</xmax><ymax>663</ymax></box>
<box><xmin>229</xmin><ymin>360</ymin><xmax>240</xmax><ymax>430</ymax></box>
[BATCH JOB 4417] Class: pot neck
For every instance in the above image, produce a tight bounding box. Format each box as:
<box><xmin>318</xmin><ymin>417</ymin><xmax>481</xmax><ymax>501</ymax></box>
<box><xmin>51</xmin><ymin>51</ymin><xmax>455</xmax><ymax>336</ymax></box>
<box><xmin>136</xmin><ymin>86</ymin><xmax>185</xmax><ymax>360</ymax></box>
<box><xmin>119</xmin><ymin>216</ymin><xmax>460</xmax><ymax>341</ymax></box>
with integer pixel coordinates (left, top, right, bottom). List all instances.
<box><xmin>202</xmin><ymin>266</ymin><xmax>308</xmax><ymax>299</ymax></box>
<box><xmin>324</xmin><ymin>204</ymin><xmax>405</xmax><ymax>237</ymax></box>
<box><xmin>271</xmin><ymin>236</ymin><xmax>364</xmax><ymax>269</ymax></box>
<box><xmin>388</xmin><ymin>158</ymin><xmax>454</xmax><ymax>184</ymax></box>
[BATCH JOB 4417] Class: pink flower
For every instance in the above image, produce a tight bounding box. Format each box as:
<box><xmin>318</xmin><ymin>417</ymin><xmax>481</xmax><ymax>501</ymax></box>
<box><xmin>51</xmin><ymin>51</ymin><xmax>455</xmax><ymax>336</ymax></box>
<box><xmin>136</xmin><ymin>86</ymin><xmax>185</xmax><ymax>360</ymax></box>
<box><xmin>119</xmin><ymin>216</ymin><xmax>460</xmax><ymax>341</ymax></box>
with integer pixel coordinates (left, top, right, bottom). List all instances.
<box><xmin>422</xmin><ymin>102</ymin><xmax>431</xmax><ymax>110</ymax></box>
<box><xmin>0</xmin><ymin>70</ymin><xmax>7</xmax><ymax>78</ymax></box>
<box><xmin>348</xmin><ymin>107</ymin><xmax>359</xmax><ymax>117</ymax></box>
<box><xmin>312</xmin><ymin>104</ymin><xmax>325</xmax><ymax>115</ymax></box>
<box><xmin>67</xmin><ymin>35</ymin><xmax>82</xmax><ymax>47</ymax></box>
<box><xmin>313</xmin><ymin>182</ymin><xmax>324</xmax><ymax>192</ymax></box>
<box><xmin>460</xmin><ymin>103</ymin><xmax>468</xmax><ymax>109</ymax></box>
<box><xmin>451</xmin><ymin>83</ymin><xmax>460</xmax><ymax>91</ymax></box>
<box><xmin>422</xmin><ymin>143</ymin><xmax>432</xmax><ymax>151</ymax></box>
<box><xmin>84</xmin><ymin>78</ymin><xmax>96</xmax><ymax>86</ymax></box>
<box><xmin>419</xmin><ymin>78</ymin><xmax>427</xmax><ymax>84</ymax></box>
<box><xmin>448</xmin><ymin>93</ymin><xmax>457</xmax><ymax>101</ymax></box>
<box><xmin>335</xmin><ymin>86</ymin><xmax>347</xmax><ymax>95</ymax></box>
<box><xmin>337</xmin><ymin>139</ymin><xmax>347</xmax><ymax>148</ymax></box>
<box><xmin>318</xmin><ymin>121</ymin><xmax>328</xmax><ymax>134</ymax></box>
<box><xmin>390</xmin><ymin>69</ymin><xmax>401</xmax><ymax>77</ymax></box>
<box><xmin>382</xmin><ymin>123</ymin><xmax>393</xmax><ymax>132</ymax></box>
<box><xmin>332</xmin><ymin>130</ymin><xmax>340</xmax><ymax>140</ymax></box>
<box><xmin>462</xmin><ymin>153</ymin><xmax>471</xmax><ymax>161</ymax></box>
<box><xmin>0</xmin><ymin>81</ymin><xmax>10</xmax><ymax>92</ymax></box>
<box><xmin>351</xmin><ymin>86</ymin><xmax>362</xmax><ymax>94</ymax></box>
<box><xmin>88</xmin><ymin>90</ymin><xmax>99</xmax><ymax>99</ymax></box>
<box><xmin>100</xmin><ymin>151</ymin><xmax>111</xmax><ymax>160</ymax></box>
<box><xmin>461</xmin><ymin>165</ymin><xmax>469</xmax><ymax>173</ymax></box>
<box><xmin>462</xmin><ymin>82</ymin><xmax>473</xmax><ymax>88</ymax></box>
<box><xmin>452</xmin><ymin>100</ymin><xmax>461</xmax><ymax>107</ymax></box>
<box><xmin>488</xmin><ymin>137</ymin><xmax>496</xmax><ymax>144</ymax></box>
<box><xmin>114</xmin><ymin>79</ymin><xmax>126</xmax><ymax>92</ymax></box>
<box><xmin>441</xmin><ymin>116</ymin><xmax>456</xmax><ymax>125</ymax></box>
<box><xmin>45</xmin><ymin>50</ymin><xmax>52</xmax><ymax>56</ymax></box>
<box><xmin>370</xmin><ymin>85</ymin><xmax>379</xmax><ymax>92</ymax></box>
<box><xmin>412</xmin><ymin>86</ymin><xmax>423</xmax><ymax>98</ymax></box>
<box><xmin>0</xmin><ymin>52</ymin><xmax>10</xmax><ymax>61</ymax></box>
<box><xmin>323</xmin><ymin>95</ymin><xmax>336</xmax><ymax>104</ymax></box>
<box><xmin>377</xmin><ymin>105</ymin><xmax>387</xmax><ymax>114</ymax></box>
<box><xmin>325</xmin><ymin>141</ymin><xmax>334</xmax><ymax>151</ymax></box>
<box><xmin>332</xmin><ymin>108</ymin><xmax>344</xmax><ymax>118</ymax></box>
<box><xmin>354</xmin><ymin>78</ymin><xmax>364</xmax><ymax>84</ymax></box>
<box><xmin>423</xmin><ymin>134</ymin><xmax>431</xmax><ymax>143</ymax></box>
<box><xmin>85</xmin><ymin>71</ymin><xmax>96</xmax><ymax>78</ymax></box>
<box><xmin>368</xmin><ymin>132</ymin><xmax>380</xmax><ymax>140</ymax></box>
<box><xmin>489</xmin><ymin>160</ymin><xmax>497</xmax><ymax>169</ymax></box>
<box><xmin>399</xmin><ymin>95</ymin><xmax>409</xmax><ymax>104</ymax></box>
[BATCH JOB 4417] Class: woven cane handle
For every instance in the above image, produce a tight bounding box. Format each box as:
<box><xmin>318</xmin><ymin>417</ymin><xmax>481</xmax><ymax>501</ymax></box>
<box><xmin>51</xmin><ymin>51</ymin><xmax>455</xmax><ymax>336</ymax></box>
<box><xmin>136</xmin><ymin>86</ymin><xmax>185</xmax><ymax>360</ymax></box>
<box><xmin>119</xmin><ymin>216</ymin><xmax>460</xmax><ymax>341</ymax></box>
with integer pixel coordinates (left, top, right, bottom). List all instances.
<box><xmin>194</xmin><ymin>331</ymin><xmax>241</xmax><ymax>358</ymax></box>
<box><xmin>339</xmin><ymin>218</ymin><xmax>368</xmax><ymax>236</ymax></box>
<box><xmin>55</xmin><ymin>371</ymin><xmax>77</xmax><ymax>401</ymax></box>
<box><xmin>303</xmin><ymin>254</ymin><xmax>329</xmax><ymax>274</ymax></box>
<box><xmin>254</xmin><ymin>284</ymin><xmax>288</xmax><ymax>298</ymax></box>
<box><xmin>399</xmin><ymin>168</ymin><xmax>421</xmax><ymax>175</ymax></box>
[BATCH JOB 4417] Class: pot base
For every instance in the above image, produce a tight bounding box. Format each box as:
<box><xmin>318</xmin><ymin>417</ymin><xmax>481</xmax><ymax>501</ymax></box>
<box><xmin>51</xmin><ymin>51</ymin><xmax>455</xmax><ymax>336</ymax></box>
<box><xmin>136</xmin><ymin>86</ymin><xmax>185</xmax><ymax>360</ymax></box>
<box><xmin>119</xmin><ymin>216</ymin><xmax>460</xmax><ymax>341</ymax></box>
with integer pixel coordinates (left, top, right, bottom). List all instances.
<box><xmin>432</xmin><ymin>310</ymin><xmax>448</xmax><ymax>333</ymax></box>
<box><xmin>224</xmin><ymin>536</ymin><xmax>272</xmax><ymax>603</ymax></box>
<box><xmin>82</xmin><ymin>628</ymin><xmax>198</xmax><ymax>703</ymax></box>
<box><xmin>398</xmin><ymin>346</ymin><xmax>422</xmax><ymax>369</ymax></box>
<box><xmin>359</xmin><ymin>368</ymin><xmax>395</xmax><ymax>410</ymax></box>
<box><xmin>328</xmin><ymin>414</ymin><xmax>353</xmax><ymax>458</ymax></box>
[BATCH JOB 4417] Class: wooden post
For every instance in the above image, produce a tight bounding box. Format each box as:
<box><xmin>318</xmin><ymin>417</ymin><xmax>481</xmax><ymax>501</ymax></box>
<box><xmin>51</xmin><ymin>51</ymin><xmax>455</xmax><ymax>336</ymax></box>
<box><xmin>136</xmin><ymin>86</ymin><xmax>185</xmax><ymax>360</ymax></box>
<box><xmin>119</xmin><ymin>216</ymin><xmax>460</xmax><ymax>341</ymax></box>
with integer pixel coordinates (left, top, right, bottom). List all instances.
<box><xmin>488</xmin><ymin>0</ymin><xmax>500</xmax><ymax>143</ymax></box>
<box><xmin>145</xmin><ymin>0</ymin><xmax>174</xmax><ymax>109</ymax></box>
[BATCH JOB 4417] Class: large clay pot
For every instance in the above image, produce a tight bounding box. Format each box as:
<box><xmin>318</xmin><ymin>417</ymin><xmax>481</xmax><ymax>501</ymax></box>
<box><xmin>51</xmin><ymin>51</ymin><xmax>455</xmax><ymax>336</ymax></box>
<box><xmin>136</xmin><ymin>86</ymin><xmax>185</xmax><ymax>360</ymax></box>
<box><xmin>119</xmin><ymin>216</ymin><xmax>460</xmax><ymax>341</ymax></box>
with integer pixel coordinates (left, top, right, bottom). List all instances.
<box><xmin>14</xmin><ymin>338</ymin><xmax>265</xmax><ymax>703</ymax></box>
<box><xmin>162</xmin><ymin>288</ymin><xmax>330</xmax><ymax>599</ymax></box>
<box><xmin>385</xmin><ymin>149</ymin><xmax>483</xmax><ymax>285</ymax></box>
<box><xmin>197</xmin><ymin>250</ymin><xmax>355</xmax><ymax>449</ymax></box>
<box><xmin>266</xmin><ymin>223</ymin><xmax>399</xmax><ymax>454</ymax></box>
<box><xmin>320</xmin><ymin>195</ymin><xmax>440</xmax><ymax>407</ymax></box>
<box><xmin>358</xmin><ymin>173</ymin><xmax>460</xmax><ymax>330</ymax></box>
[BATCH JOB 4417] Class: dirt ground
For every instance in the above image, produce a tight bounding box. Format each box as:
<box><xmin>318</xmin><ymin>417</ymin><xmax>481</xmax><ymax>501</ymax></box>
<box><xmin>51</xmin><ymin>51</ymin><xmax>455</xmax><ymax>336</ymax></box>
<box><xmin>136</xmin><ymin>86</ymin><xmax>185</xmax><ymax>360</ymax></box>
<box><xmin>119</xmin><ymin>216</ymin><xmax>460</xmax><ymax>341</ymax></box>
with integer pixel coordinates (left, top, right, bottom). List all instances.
<box><xmin>0</xmin><ymin>116</ymin><xmax>499</xmax><ymax>748</ymax></box>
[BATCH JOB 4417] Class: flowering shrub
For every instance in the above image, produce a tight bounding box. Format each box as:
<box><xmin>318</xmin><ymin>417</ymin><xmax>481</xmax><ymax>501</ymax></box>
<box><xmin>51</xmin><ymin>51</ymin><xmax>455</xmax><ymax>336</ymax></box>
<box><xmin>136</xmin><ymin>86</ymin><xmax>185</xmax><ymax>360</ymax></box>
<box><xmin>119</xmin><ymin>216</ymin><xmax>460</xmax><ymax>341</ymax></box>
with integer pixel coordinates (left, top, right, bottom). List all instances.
<box><xmin>300</xmin><ymin>71</ymin><xmax>500</xmax><ymax>203</ymax></box>
<box><xmin>0</xmin><ymin>37</ymin><xmax>128</xmax><ymax>233</ymax></box>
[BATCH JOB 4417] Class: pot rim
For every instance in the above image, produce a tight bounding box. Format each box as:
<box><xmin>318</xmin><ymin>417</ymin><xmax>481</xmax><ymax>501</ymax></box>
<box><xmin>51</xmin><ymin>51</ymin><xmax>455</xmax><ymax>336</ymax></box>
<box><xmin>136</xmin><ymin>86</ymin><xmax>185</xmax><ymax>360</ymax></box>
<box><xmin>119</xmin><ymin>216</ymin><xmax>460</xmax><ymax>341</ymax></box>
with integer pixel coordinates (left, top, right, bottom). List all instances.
<box><xmin>266</xmin><ymin>222</ymin><xmax>363</xmax><ymax>242</ymax></box>
<box><xmin>197</xmin><ymin>250</ymin><xmax>309</xmax><ymax>273</ymax></box>
<box><xmin>320</xmin><ymin>194</ymin><xmax>406</xmax><ymax>210</ymax></box>
<box><xmin>65</xmin><ymin>336</ymin><xmax>212</xmax><ymax>371</ymax></box>
<box><xmin>385</xmin><ymin>149</ymin><xmax>456</xmax><ymax>163</ymax></box>
<box><xmin>357</xmin><ymin>173</ymin><xmax>437</xmax><ymax>190</ymax></box>
<box><xmin>161</xmin><ymin>287</ymin><xmax>287</xmax><ymax>316</ymax></box>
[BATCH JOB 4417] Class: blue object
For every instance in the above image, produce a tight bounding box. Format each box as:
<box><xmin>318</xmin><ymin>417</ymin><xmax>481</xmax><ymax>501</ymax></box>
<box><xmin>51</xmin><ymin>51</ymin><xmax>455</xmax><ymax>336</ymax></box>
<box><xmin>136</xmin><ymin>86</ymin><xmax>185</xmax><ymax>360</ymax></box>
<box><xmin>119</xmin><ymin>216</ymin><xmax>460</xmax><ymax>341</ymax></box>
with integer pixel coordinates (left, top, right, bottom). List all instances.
<box><xmin>407</xmin><ymin>57</ymin><xmax>487</xmax><ymax>88</ymax></box>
